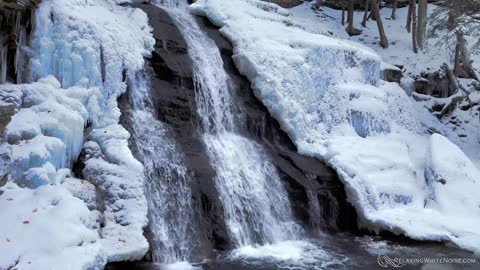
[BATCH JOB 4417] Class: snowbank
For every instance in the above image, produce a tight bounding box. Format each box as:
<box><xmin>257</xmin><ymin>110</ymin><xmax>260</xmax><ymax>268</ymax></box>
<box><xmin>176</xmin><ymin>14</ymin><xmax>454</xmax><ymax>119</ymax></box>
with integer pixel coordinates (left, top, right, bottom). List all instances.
<box><xmin>0</xmin><ymin>180</ymin><xmax>103</xmax><ymax>270</ymax></box>
<box><xmin>191</xmin><ymin>0</ymin><xmax>480</xmax><ymax>253</ymax></box>
<box><xmin>1</xmin><ymin>0</ymin><xmax>154</xmax><ymax>267</ymax></box>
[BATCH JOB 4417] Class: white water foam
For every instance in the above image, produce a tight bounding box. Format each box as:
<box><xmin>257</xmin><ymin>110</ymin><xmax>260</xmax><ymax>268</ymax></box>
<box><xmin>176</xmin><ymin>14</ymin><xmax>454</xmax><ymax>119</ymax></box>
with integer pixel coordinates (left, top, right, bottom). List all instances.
<box><xmin>229</xmin><ymin>240</ymin><xmax>349</xmax><ymax>269</ymax></box>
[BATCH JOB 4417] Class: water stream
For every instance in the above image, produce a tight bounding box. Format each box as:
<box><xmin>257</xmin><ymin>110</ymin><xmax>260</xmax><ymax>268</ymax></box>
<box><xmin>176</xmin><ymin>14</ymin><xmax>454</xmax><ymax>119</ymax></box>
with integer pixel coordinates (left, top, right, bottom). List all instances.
<box><xmin>154</xmin><ymin>0</ymin><xmax>303</xmax><ymax>248</ymax></box>
<box><xmin>125</xmin><ymin>71</ymin><xmax>198</xmax><ymax>264</ymax></box>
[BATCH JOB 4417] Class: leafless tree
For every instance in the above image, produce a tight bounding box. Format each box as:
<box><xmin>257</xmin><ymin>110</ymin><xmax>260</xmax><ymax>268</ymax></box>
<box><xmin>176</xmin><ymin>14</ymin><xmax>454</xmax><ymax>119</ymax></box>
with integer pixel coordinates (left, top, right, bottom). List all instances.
<box><xmin>369</xmin><ymin>0</ymin><xmax>388</xmax><ymax>48</ymax></box>
<box><xmin>417</xmin><ymin>0</ymin><xmax>428</xmax><ymax>49</ymax></box>
<box><xmin>361</xmin><ymin>0</ymin><xmax>369</xmax><ymax>27</ymax></box>
<box><xmin>391</xmin><ymin>0</ymin><xmax>398</xmax><ymax>20</ymax></box>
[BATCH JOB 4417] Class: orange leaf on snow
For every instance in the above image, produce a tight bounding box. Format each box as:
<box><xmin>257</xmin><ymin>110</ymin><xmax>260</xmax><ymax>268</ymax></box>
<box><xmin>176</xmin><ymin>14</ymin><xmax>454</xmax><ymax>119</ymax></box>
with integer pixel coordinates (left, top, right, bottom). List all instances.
<box><xmin>22</xmin><ymin>220</ymin><xmax>29</xmax><ymax>224</ymax></box>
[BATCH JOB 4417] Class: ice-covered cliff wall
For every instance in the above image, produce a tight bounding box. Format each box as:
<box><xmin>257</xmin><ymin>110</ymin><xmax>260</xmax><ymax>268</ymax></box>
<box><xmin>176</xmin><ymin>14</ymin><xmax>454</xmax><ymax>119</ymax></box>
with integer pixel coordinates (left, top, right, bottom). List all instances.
<box><xmin>191</xmin><ymin>0</ymin><xmax>480</xmax><ymax>254</ymax></box>
<box><xmin>0</xmin><ymin>0</ymin><xmax>154</xmax><ymax>268</ymax></box>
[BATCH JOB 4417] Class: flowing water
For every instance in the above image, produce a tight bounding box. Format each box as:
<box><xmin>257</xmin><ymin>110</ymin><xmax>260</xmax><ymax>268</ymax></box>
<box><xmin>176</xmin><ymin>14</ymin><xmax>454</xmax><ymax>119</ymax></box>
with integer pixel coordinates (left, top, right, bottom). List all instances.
<box><xmin>125</xmin><ymin>71</ymin><xmax>198</xmax><ymax>264</ymax></box>
<box><xmin>154</xmin><ymin>0</ymin><xmax>303</xmax><ymax>247</ymax></box>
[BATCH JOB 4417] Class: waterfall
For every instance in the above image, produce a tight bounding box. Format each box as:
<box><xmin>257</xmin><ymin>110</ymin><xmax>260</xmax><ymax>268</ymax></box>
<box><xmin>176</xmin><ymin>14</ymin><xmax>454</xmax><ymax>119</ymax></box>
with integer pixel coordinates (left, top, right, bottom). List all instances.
<box><xmin>125</xmin><ymin>71</ymin><xmax>198</xmax><ymax>264</ymax></box>
<box><xmin>155</xmin><ymin>0</ymin><xmax>303</xmax><ymax>247</ymax></box>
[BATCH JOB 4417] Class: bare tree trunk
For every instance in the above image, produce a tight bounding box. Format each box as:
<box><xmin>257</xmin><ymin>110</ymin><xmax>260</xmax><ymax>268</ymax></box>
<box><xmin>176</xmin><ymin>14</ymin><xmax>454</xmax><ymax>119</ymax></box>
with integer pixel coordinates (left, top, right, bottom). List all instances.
<box><xmin>417</xmin><ymin>0</ymin><xmax>427</xmax><ymax>49</ymax></box>
<box><xmin>369</xmin><ymin>0</ymin><xmax>389</xmax><ymax>48</ymax></box>
<box><xmin>457</xmin><ymin>32</ymin><xmax>479</xmax><ymax>81</ymax></box>
<box><xmin>412</xmin><ymin>0</ymin><xmax>418</xmax><ymax>53</ymax></box>
<box><xmin>361</xmin><ymin>0</ymin><xmax>369</xmax><ymax>27</ymax></box>
<box><xmin>391</xmin><ymin>0</ymin><xmax>398</xmax><ymax>20</ymax></box>
<box><xmin>347</xmin><ymin>0</ymin><xmax>355</xmax><ymax>35</ymax></box>
<box><xmin>453</xmin><ymin>38</ymin><xmax>461</xmax><ymax>76</ymax></box>
<box><xmin>368</xmin><ymin>0</ymin><xmax>377</xmax><ymax>21</ymax></box>
<box><xmin>342</xmin><ymin>0</ymin><xmax>346</xmax><ymax>26</ymax></box>
<box><xmin>406</xmin><ymin>0</ymin><xmax>413</xmax><ymax>33</ymax></box>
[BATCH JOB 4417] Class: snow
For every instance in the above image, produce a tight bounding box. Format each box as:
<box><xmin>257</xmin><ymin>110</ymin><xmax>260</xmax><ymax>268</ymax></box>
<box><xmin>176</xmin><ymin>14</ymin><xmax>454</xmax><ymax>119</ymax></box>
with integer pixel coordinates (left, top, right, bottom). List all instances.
<box><xmin>289</xmin><ymin>3</ymin><xmax>480</xmax><ymax>78</ymax></box>
<box><xmin>0</xmin><ymin>181</ymin><xmax>103</xmax><ymax>270</ymax></box>
<box><xmin>0</xmin><ymin>0</ymin><xmax>154</xmax><ymax>267</ymax></box>
<box><xmin>289</xmin><ymin>1</ymin><xmax>480</xmax><ymax>164</ymax></box>
<box><xmin>191</xmin><ymin>0</ymin><xmax>480</xmax><ymax>254</ymax></box>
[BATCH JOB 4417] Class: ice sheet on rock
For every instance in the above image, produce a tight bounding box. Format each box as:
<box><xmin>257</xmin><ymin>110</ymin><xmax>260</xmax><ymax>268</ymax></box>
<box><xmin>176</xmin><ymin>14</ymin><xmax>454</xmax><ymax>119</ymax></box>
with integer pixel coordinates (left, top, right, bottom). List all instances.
<box><xmin>30</xmin><ymin>0</ymin><xmax>154</xmax><ymax>93</ymax></box>
<box><xmin>0</xmin><ymin>77</ymin><xmax>89</xmax><ymax>183</ymax></box>
<box><xmin>426</xmin><ymin>134</ymin><xmax>480</xmax><ymax>215</ymax></box>
<box><xmin>191</xmin><ymin>0</ymin><xmax>480</xmax><ymax>253</ymax></box>
<box><xmin>82</xmin><ymin>125</ymin><xmax>149</xmax><ymax>262</ymax></box>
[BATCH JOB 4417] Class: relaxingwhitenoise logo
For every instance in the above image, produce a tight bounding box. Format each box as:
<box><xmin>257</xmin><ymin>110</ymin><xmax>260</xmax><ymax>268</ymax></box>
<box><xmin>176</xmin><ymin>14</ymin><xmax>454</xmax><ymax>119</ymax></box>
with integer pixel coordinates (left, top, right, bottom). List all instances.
<box><xmin>377</xmin><ymin>254</ymin><xmax>477</xmax><ymax>267</ymax></box>
<box><xmin>377</xmin><ymin>254</ymin><xmax>407</xmax><ymax>268</ymax></box>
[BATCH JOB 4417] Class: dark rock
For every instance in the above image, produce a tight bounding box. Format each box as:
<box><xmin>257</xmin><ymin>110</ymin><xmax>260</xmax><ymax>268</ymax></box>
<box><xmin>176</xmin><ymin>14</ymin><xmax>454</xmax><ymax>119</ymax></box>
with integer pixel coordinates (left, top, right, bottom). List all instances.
<box><xmin>262</xmin><ymin>0</ymin><xmax>304</xmax><ymax>8</ymax></box>
<box><xmin>0</xmin><ymin>1</ymin><xmax>37</xmax><ymax>83</ymax></box>
<box><xmin>414</xmin><ymin>70</ymin><xmax>456</xmax><ymax>98</ymax></box>
<box><xmin>0</xmin><ymin>103</ymin><xmax>15</xmax><ymax>134</ymax></box>
<box><xmin>382</xmin><ymin>66</ymin><xmax>402</xmax><ymax>83</ymax></box>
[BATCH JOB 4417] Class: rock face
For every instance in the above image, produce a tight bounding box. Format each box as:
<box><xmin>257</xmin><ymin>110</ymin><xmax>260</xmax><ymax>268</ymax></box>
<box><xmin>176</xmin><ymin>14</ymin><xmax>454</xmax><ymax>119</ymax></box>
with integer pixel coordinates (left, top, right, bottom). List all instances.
<box><xmin>0</xmin><ymin>0</ymin><xmax>38</xmax><ymax>84</ymax></box>
<box><xmin>382</xmin><ymin>66</ymin><xmax>402</xmax><ymax>83</ymax></box>
<box><xmin>414</xmin><ymin>71</ymin><xmax>456</xmax><ymax>98</ymax></box>
<box><xmin>0</xmin><ymin>103</ymin><xmax>15</xmax><ymax>134</ymax></box>
<box><xmin>0</xmin><ymin>0</ymin><xmax>41</xmax><ymax>9</ymax></box>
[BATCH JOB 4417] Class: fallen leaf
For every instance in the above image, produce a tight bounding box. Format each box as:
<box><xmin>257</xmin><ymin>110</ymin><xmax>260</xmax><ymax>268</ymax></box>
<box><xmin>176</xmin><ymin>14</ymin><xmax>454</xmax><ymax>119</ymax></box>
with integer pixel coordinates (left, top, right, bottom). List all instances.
<box><xmin>118</xmin><ymin>239</ymin><xmax>126</xmax><ymax>243</ymax></box>
<box><xmin>28</xmin><ymin>262</ymin><xmax>31</xmax><ymax>264</ymax></box>
<box><xmin>22</xmin><ymin>220</ymin><xmax>29</xmax><ymax>224</ymax></box>
<box><xmin>32</xmin><ymin>208</ymin><xmax>38</xmax><ymax>213</ymax></box>
<box><xmin>6</xmin><ymin>198</ymin><xmax>14</xmax><ymax>201</ymax></box>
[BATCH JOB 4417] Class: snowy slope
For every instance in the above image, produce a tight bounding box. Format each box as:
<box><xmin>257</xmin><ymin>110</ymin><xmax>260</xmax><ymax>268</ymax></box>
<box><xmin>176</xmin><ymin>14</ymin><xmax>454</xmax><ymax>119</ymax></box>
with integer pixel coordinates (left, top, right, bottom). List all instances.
<box><xmin>289</xmin><ymin>2</ymin><xmax>480</xmax><ymax>166</ymax></box>
<box><xmin>191</xmin><ymin>0</ymin><xmax>480</xmax><ymax>254</ymax></box>
<box><xmin>0</xmin><ymin>0</ymin><xmax>154</xmax><ymax>268</ymax></box>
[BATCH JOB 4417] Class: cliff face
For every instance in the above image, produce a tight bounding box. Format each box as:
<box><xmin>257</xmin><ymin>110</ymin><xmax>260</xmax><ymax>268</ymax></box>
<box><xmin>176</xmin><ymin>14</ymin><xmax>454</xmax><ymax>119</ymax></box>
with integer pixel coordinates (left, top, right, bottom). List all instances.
<box><xmin>0</xmin><ymin>0</ymin><xmax>39</xmax><ymax>84</ymax></box>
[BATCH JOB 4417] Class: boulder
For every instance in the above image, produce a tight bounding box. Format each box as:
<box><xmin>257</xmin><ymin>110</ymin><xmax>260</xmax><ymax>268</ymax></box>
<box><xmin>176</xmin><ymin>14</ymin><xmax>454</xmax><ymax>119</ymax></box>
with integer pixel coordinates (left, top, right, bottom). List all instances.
<box><xmin>0</xmin><ymin>103</ymin><xmax>15</xmax><ymax>135</ymax></box>
<box><xmin>382</xmin><ymin>64</ymin><xmax>403</xmax><ymax>83</ymax></box>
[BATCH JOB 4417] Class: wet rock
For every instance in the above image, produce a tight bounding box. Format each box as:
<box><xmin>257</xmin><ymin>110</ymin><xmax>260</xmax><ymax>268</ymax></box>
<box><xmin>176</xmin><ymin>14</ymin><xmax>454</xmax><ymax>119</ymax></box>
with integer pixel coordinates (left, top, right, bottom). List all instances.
<box><xmin>262</xmin><ymin>0</ymin><xmax>304</xmax><ymax>8</ymax></box>
<box><xmin>0</xmin><ymin>103</ymin><xmax>15</xmax><ymax>135</ymax></box>
<box><xmin>382</xmin><ymin>66</ymin><xmax>402</xmax><ymax>83</ymax></box>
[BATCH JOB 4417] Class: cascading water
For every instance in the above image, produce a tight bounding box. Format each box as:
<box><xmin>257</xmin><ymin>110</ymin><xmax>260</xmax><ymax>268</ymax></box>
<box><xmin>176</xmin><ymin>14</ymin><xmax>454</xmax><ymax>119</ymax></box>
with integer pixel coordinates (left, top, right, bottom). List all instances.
<box><xmin>125</xmin><ymin>71</ymin><xmax>198</xmax><ymax>264</ymax></box>
<box><xmin>155</xmin><ymin>0</ymin><xmax>303</xmax><ymax>247</ymax></box>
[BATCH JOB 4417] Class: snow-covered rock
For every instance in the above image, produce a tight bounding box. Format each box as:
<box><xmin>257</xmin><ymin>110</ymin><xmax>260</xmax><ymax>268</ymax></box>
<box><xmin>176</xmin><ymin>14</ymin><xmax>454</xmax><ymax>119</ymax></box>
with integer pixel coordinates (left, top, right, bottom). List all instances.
<box><xmin>191</xmin><ymin>0</ymin><xmax>480</xmax><ymax>253</ymax></box>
